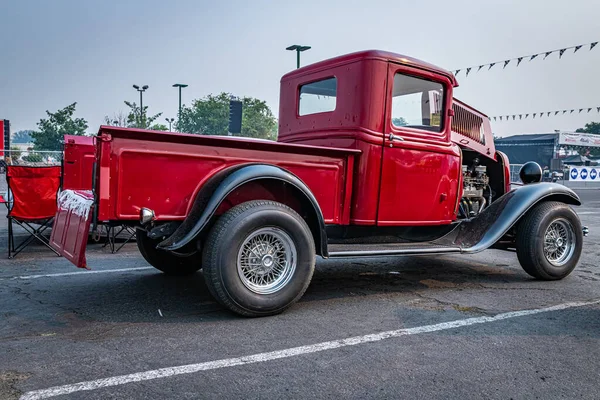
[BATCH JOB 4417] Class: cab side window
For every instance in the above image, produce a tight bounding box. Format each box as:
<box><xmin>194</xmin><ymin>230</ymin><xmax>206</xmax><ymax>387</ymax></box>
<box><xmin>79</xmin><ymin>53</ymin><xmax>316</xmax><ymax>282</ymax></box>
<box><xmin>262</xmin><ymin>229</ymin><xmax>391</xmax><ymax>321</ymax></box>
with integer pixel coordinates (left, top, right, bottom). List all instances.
<box><xmin>391</xmin><ymin>73</ymin><xmax>444</xmax><ymax>133</ymax></box>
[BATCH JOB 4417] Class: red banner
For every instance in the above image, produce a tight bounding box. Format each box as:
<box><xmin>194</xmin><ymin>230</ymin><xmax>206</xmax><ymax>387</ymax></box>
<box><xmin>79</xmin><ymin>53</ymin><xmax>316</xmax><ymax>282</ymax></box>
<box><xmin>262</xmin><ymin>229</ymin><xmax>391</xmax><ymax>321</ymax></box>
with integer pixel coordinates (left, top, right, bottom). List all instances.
<box><xmin>0</xmin><ymin>120</ymin><xmax>4</xmax><ymax>157</ymax></box>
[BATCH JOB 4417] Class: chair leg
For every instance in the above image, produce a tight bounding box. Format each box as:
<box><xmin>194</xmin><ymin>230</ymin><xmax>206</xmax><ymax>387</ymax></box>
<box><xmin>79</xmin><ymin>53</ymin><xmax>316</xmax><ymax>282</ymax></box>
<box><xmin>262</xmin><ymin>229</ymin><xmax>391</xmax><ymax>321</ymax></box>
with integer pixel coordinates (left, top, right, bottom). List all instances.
<box><xmin>8</xmin><ymin>218</ymin><xmax>60</xmax><ymax>258</ymax></box>
<box><xmin>112</xmin><ymin>226</ymin><xmax>136</xmax><ymax>253</ymax></box>
<box><xmin>8</xmin><ymin>216</ymin><xmax>13</xmax><ymax>258</ymax></box>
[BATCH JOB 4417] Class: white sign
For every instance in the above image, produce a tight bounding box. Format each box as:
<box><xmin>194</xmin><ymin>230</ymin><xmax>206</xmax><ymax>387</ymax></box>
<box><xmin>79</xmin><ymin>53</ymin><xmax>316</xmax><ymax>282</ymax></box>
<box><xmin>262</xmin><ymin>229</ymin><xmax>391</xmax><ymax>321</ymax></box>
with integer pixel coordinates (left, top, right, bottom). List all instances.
<box><xmin>569</xmin><ymin>166</ymin><xmax>600</xmax><ymax>181</ymax></box>
<box><xmin>559</xmin><ymin>132</ymin><xmax>600</xmax><ymax>148</ymax></box>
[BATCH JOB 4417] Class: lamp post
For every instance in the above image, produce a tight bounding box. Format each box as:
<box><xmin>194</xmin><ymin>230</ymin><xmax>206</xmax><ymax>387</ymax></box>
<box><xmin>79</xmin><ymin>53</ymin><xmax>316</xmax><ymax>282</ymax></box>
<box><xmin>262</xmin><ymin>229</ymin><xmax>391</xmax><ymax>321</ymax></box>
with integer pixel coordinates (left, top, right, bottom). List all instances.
<box><xmin>286</xmin><ymin>45</ymin><xmax>311</xmax><ymax>68</ymax></box>
<box><xmin>165</xmin><ymin>117</ymin><xmax>175</xmax><ymax>132</ymax></box>
<box><xmin>172</xmin><ymin>83</ymin><xmax>188</xmax><ymax>121</ymax></box>
<box><xmin>133</xmin><ymin>85</ymin><xmax>149</xmax><ymax>127</ymax></box>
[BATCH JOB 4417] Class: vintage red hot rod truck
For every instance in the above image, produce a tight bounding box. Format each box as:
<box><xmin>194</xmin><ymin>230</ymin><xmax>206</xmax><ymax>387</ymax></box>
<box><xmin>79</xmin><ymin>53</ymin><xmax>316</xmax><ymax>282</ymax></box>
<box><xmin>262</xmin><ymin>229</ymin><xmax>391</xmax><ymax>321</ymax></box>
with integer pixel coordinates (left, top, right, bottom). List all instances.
<box><xmin>51</xmin><ymin>50</ymin><xmax>585</xmax><ymax>317</ymax></box>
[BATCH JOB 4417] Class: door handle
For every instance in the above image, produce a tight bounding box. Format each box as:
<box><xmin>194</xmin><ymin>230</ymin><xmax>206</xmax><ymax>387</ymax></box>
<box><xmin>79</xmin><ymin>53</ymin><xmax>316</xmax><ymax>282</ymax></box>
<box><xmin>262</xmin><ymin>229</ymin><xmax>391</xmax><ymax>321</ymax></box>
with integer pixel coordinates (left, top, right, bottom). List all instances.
<box><xmin>388</xmin><ymin>133</ymin><xmax>404</xmax><ymax>142</ymax></box>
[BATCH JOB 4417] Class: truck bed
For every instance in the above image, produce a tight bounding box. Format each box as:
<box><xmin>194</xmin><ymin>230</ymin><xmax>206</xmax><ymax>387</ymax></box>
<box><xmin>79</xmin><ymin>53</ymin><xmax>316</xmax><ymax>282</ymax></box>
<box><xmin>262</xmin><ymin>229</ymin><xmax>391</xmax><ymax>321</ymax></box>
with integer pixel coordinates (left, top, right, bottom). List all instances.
<box><xmin>96</xmin><ymin>126</ymin><xmax>359</xmax><ymax>225</ymax></box>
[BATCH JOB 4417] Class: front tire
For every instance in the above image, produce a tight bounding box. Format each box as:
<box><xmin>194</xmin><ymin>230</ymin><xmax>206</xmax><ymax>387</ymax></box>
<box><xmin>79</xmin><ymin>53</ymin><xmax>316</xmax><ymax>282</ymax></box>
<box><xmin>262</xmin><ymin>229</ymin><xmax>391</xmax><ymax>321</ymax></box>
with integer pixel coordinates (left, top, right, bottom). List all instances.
<box><xmin>136</xmin><ymin>229</ymin><xmax>202</xmax><ymax>276</ymax></box>
<box><xmin>516</xmin><ymin>201</ymin><xmax>582</xmax><ymax>280</ymax></box>
<box><xmin>202</xmin><ymin>200</ymin><xmax>315</xmax><ymax>317</ymax></box>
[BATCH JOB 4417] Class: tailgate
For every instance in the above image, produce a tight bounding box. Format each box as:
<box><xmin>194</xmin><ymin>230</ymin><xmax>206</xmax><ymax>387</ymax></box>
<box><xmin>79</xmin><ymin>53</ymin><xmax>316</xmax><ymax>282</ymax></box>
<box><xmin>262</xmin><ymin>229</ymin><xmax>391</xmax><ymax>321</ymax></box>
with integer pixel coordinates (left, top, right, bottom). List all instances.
<box><xmin>50</xmin><ymin>190</ymin><xmax>94</xmax><ymax>268</ymax></box>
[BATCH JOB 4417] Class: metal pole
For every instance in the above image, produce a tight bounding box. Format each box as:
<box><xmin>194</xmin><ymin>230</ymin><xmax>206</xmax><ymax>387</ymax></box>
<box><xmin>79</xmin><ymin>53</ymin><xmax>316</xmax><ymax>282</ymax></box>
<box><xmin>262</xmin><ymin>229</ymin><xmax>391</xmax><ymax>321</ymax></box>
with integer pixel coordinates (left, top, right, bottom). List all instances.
<box><xmin>296</xmin><ymin>49</ymin><xmax>300</xmax><ymax>69</ymax></box>
<box><xmin>178</xmin><ymin>87</ymin><xmax>182</xmax><ymax>119</ymax></box>
<box><xmin>139</xmin><ymin>90</ymin><xmax>143</xmax><ymax>128</ymax></box>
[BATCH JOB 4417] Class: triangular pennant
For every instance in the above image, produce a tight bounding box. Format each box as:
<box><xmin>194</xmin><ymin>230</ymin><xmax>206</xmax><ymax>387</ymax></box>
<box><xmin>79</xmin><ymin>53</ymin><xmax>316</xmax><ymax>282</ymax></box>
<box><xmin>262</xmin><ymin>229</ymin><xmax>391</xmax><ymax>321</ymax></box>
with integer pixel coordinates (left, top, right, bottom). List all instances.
<box><xmin>597</xmin><ymin>107</ymin><xmax>600</xmax><ymax>113</ymax></box>
<box><xmin>499</xmin><ymin>116</ymin><xmax>503</xmax><ymax>121</ymax></box>
<box><xmin>574</xmin><ymin>45</ymin><xmax>583</xmax><ymax>53</ymax></box>
<box><xmin>544</xmin><ymin>51</ymin><xmax>553</xmax><ymax>59</ymax></box>
<box><xmin>525</xmin><ymin>114</ymin><xmax>529</xmax><ymax>119</ymax></box>
<box><xmin>555</xmin><ymin>111</ymin><xmax>559</xmax><ymax>115</ymax></box>
<box><xmin>579</xmin><ymin>109</ymin><xmax>584</xmax><ymax>113</ymax></box>
<box><xmin>530</xmin><ymin>54</ymin><xmax>539</xmax><ymax>61</ymax></box>
<box><xmin>570</xmin><ymin>109</ymin><xmax>574</xmax><ymax>114</ymax></box>
<box><xmin>503</xmin><ymin>60</ymin><xmax>510</xmax><ymax>68</ymax></box>
<box><xmin>493</xmin><ymin>117</ymin><xmax>497</xmax><ymax>121</ymax></box>
<box><xmin>533</xmin><ymin>113</ymin><xmax>537</xmax><ymax>119</ymax></box>
<box><xmin>559</xmin><ymin>49</ymin><xmax>567</xmax><ymax>58</ymax></box>
<box><xmin>488</xmin><ymin>63</ymin><xmax>496</xmax><ymax>70</ymax></box>
<box><xmin>588</xmin><ymin>108</ymin><xmax>593</xmax><ymax>113</ymax></box>
<box><xmin>455</xmin><ymin>70</ymin><xmax>461</xmax><ymax>76</ymax></box>
<box><xmin>516</xmin><ymin>57</ymin><xmax>524</xmax><ymax>66</ymax></box>
<box><xmin>562</xmin><ymin>110</ymin><xmax>567</xmax><ymax>114</ymax></box>
<box><xmin>477</xmin><ymin>65</ymin><xmax>485</xmax><ymax>72</ymax></box>
<box><xmin>519</xmin><ymin>114</ymin><xmax>522</xmax><ymax>120</ymax></box>
<box><xmin>512</xmin><ymin>115</ymin><xmax>516</xmax><ymax>120</ymax></box>
<box><xmin>466</xmin><ymin>67</ymin><xmax>472</xmax><ymax>76</ymax></box>
<box><xmin>591</xmin><ymin>42</ymin><xmax>598</xmax><ymax>51</ymax></box>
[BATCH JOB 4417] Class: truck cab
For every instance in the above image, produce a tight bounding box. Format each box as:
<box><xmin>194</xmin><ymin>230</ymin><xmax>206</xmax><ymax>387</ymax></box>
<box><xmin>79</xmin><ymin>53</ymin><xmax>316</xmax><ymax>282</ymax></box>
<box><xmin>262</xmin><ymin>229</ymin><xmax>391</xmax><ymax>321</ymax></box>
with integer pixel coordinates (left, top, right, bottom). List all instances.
<box><xmin>51</xmin><ymin>50</ymin><xmax>584</xmax><ymax>317</ymax></box>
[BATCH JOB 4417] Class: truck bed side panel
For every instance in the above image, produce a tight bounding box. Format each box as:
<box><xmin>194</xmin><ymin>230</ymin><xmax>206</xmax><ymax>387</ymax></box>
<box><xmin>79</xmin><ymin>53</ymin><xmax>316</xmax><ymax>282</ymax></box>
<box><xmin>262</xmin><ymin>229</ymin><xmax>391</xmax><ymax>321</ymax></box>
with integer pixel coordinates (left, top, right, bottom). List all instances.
<box><xmin>98</xmin><ymin>134</ymin><xmax>354</xmax><ymax>225</ymax></box>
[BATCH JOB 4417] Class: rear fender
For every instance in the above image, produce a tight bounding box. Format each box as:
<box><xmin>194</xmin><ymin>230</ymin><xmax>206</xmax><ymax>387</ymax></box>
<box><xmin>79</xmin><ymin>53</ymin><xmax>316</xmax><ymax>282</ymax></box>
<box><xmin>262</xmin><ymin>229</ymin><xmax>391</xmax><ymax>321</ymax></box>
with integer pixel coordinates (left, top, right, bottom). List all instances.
<box><xmin>157</xmin><ymin>164</ymin><xmax>328</xmax><ymax>256</ymax></box>
<box><xmin>435</xmin><ymin>183</ymin><xmax>581</xmax><ymax>253</ymax></box>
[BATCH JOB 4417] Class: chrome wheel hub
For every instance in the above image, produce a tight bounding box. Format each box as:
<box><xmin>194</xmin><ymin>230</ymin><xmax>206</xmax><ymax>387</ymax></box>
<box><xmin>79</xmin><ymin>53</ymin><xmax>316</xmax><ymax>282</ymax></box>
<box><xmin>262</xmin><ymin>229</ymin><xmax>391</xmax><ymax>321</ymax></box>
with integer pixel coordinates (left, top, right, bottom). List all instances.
<box><xmin>543</xmin><ymin>218</ymin><xmax>576</xmax><ymax>267</ymax></box>
<box><xmin>237</xmin><ymin>227</ymin><xmax>297</xmax><ymax>295</ymax></box>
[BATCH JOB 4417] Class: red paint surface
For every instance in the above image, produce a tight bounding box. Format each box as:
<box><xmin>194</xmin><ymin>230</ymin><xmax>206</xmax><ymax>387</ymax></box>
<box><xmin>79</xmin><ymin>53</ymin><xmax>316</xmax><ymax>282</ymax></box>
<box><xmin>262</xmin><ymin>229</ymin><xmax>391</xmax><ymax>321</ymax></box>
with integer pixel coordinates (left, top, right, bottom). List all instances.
<box><xmin>50</xmin><ymin>190</ymin><xmax>93</xmax><ymax>268</ymax></box>
<box><xmin>63</xmin><ymin>135</ymin><xmax>96</xmax><ymax>190</ymax></box>
<box><xmin>95</xmin><ymin>127</ymin><xmax>357</xmax><ymax>225</ymax></box>
<box><xmin>0</xmin><ymin>120</ymin><xmax>4</xmax><ymax>157</ymax></box>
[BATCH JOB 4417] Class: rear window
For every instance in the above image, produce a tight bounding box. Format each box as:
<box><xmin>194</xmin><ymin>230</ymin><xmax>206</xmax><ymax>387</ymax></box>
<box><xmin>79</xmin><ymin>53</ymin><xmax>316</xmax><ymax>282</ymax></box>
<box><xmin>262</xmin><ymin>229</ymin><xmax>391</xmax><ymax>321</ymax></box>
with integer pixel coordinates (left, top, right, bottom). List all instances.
<box><xmin>298</xmin><ymin>77</ymin><xmax>337</xmax><ymax>116</ymax></box>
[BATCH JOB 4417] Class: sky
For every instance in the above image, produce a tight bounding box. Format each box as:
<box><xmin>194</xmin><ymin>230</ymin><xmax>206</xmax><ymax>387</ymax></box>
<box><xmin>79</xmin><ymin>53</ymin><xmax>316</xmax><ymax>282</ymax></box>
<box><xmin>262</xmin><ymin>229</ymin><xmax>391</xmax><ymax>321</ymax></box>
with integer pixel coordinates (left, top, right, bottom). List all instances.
<box><xmin>1</xmin><ymin>0</ymin><xmax>599</xmax><ymax>137</ymax></box>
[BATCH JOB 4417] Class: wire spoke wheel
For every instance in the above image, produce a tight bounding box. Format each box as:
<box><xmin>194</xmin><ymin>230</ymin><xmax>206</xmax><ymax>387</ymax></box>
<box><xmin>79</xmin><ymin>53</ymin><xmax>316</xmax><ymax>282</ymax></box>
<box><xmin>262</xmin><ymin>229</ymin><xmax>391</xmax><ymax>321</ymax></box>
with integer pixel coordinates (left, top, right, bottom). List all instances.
<box><xmin>542</xmin><ymin>218</ymin><xmax>576</xmax><ymax>267</ymax></box>
<box><xmin>237</xmin><ymin>227</ymin><xmax>297</xmax><ymax>295</ymax></box>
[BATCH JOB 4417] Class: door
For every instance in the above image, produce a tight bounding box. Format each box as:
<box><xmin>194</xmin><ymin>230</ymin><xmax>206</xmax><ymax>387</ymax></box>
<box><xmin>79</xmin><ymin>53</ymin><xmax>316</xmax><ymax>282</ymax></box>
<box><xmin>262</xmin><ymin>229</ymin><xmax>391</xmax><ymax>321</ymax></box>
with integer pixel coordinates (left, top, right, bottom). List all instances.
<box><xmin>377</xmin><ymin>65</ymin><xmax>461</xmax><ymax>226</ymax></box>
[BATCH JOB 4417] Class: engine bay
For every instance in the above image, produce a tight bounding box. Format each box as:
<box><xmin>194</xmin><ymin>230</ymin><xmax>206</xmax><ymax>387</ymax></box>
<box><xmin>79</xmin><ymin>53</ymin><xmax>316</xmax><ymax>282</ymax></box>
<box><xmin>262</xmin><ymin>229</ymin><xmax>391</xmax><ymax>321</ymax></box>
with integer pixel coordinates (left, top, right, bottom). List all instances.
<box><xmin>460</xmin><ymin>155</ymin><xmax>493</xmax><ymax>218</ymax></box>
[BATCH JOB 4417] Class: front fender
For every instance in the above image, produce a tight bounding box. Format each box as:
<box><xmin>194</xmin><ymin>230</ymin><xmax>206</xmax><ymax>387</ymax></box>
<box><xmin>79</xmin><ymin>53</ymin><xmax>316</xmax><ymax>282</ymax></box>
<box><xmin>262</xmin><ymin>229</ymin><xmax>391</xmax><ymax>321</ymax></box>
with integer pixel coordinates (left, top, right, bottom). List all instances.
<box><xmin>435</xmin><ymin>183</ymin><xmax>581</xmax><ymax>253</ymax></box>
<box><xmin>157</xmin><ymin>164</ymin><xmax>327</xmax><ymax>255</ymax></box>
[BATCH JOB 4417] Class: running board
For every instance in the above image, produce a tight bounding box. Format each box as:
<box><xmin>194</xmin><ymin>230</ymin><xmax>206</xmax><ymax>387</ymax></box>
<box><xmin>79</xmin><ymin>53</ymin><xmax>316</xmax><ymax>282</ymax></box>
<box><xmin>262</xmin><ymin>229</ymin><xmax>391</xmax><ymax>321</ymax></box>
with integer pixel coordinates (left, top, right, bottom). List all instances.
<box><xmin>327</xmin><ymin>242</ymin><xmax>462</xmax><ymax>258</ymax></box>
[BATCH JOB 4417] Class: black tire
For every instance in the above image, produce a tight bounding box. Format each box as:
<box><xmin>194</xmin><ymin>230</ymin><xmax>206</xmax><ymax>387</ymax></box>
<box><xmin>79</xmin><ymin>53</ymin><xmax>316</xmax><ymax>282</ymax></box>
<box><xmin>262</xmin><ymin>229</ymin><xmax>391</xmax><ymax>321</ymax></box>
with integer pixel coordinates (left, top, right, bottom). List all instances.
<box><xmin>202</xmin><ymin>200</ymin><xmax>316</xmax><ymax>317</ymax></box>
<box><xmin>136</xmin><ymin>229</ymin><xmax>202</xmax><ymax>276</ymax></box>
<box><xmin>516</xmin><ymin>201</ymin><xmax>582</xmax><ymax>280</ymax></box>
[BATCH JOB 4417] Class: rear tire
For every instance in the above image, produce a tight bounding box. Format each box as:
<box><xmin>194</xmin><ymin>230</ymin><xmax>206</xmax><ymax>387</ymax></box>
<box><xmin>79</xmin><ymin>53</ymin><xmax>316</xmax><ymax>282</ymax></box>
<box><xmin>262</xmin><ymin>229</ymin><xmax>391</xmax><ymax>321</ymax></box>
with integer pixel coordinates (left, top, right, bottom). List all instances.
<box><xmin>516</xmin><ymin>201</ymin><xmax>582</xmax><ymax>280</ymax></box>
<box><xmin>136</xmin><ymin>229</ymin><xmax>202</xmax><ymax>276</ymax></box>
<box><xmin>202</xmin><ymin>200</ymin><xmax>315</xmax><ymax>317</ymax></box>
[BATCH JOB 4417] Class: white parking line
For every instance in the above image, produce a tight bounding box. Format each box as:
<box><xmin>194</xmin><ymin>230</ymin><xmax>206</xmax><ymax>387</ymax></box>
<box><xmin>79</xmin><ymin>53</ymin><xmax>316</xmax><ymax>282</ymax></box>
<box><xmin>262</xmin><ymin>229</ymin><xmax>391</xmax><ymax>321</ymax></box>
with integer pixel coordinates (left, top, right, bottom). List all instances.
<box><xmin>20</xmin><ymin>298</ymin><xmax>600</xmax><ymax>400</ymax></box>
<box><xmin>1</xmin><ymin>267</ymin><xmax>154</xmax><ymax>281</ymax></box>
<box><xmin>577</xmin><ymin>211</ymin><xmax>600</xmax><ymax>215</ymax></box>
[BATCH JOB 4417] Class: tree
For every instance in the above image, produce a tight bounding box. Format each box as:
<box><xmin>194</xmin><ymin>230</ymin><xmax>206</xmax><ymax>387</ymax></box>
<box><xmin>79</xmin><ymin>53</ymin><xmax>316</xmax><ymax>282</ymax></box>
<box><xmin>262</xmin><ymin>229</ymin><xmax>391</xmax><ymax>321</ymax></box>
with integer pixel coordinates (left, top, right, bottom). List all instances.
<box><xmin>176</xmin><ymin>92</ymin><xmax>277</xmax><ymax>140</ymax></box>
<box><xmin>576</xmin><ymin>122</ymin><xmax>600</xmax><ymax>134</ymax></box>
<box><xmin>12</xmin><ymin>130</ymin><xmax>33</xmax><ymax>143</ymax></box>
<box><xmin>9</xmin><ymin>146</ymin><xmax>22</xmax><ymax>160</ymax></box>
<box><xmin>103</xmin><ymin>111</ymin><xmax>128</xmax><ymax>127</ymax></box>
<box><xmin>574</xmin><ymin>121</ymin><xmax>600</xmax><ymax>157</ymax></box>
<box><xmin>124</xmin><ymin>101</ymin><xmax>162</xmax><ymax>129</ymax></box>
<box><xmin>149</xmin><ymin>123</ymin><xmax>169</xmax><ymax>131</ymax></box>
<box><xmin>31</xmin><ymin>103</ymin><xmax>88</xmax><ymax>151</ymax></box>
<box><xmin>392</xmin><ymin>117</ymin><xmax>408</xmax><ymax>127</ymax></box>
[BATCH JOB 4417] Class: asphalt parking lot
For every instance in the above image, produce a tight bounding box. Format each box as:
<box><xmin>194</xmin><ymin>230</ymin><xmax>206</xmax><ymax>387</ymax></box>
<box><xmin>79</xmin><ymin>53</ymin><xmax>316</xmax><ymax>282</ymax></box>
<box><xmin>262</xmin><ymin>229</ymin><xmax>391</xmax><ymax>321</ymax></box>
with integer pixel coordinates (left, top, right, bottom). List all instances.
<box><xmin>1</xmin><ymin>190</ymin><xmax>599</xmax><ymax>399</ymax></box>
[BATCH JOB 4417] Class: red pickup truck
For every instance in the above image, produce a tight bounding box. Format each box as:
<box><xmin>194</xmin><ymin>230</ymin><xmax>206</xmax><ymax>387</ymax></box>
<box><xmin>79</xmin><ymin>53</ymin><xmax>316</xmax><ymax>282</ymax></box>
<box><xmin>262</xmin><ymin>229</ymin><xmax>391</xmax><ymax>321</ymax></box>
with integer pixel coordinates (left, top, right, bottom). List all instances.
<box><xmin>51</xmin><ymin>50</ymin><xmax>585</xmax><ymax>317</ymax></box>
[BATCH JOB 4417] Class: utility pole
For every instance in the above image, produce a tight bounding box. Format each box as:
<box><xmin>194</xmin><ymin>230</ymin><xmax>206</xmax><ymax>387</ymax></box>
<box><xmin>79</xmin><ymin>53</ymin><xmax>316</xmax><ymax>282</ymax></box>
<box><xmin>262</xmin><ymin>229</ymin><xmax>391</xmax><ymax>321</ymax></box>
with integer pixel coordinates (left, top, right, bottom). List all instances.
<box><xmin>286</xmin><ymin>45</ymin><xmax>311</xmax><ymax>68</ymax></box>
<box><xmin>172</xmin><ymin>83</ymin><xmax>188</xmax><ymax>122</ymax></box>
<box><xmin>133</xmin><ymin>85</ymin><xmax>149</xmax><ymax>127</ymax></box>
<box><xmin>165</xmin><ymin>117</ymin><xmax>175</xmax><ymax>132</ymax></box>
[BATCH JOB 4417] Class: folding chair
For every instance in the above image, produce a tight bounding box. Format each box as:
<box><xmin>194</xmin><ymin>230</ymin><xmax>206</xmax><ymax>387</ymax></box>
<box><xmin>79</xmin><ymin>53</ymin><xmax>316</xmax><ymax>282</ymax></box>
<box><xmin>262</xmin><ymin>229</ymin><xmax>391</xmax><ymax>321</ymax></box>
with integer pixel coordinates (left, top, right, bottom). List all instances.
<box><xmin>103</xmin><ymin>224</ymin><xmax>137</xmax><ymax>253</ymax></box>
<box><xmin>6</xmin><ymin>165</ymin><xmax>61</xmax><ymax>258</ymax></box>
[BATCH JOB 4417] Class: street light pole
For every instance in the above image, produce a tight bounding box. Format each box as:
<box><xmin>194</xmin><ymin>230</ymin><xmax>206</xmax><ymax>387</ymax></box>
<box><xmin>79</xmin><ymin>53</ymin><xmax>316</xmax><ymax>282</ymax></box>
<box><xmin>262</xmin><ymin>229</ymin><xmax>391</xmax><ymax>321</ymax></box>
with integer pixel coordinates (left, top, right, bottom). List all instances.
<box><xmin>172</xmin><ymin>83</ymin><xmax>188</xmax><ymax>122</ymax></box>
<box><xmin>165</xmin><ymin>117</ymin><xmax>175</xmax><ymax>132</ymax></box>
<box><xmin>286</xmin><ymin>45</ymin><xmax>311</xmax><ymax>68</ymax></box>
<box><xmin>133</xmin><ymin>85</ymin><xmax>149</xmax><ymax>127</ymax></box>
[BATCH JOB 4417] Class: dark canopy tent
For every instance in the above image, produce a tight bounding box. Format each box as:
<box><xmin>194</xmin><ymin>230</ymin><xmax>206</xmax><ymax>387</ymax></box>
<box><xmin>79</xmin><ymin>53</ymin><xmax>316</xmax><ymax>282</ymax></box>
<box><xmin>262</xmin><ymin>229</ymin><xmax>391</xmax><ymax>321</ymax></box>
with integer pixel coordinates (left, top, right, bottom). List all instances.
<box><xmin>494</xmin><ymin>133</ymin><xmax>557</xmax><ymax>168</ymax></box>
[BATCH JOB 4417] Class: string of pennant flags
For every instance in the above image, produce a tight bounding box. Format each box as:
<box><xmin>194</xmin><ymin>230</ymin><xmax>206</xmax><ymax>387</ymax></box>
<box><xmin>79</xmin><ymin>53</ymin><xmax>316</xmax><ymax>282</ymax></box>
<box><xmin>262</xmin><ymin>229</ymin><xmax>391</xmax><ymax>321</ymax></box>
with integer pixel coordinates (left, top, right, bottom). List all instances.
<box><xmin>454</xmin><ymin>40</ymin><xmax>598</xmax><ymax>77</ymax></box>
<box><xmin>490</xmin><ymin>107</ymin><xmax>600</xmax><ymax>122</ymax></box>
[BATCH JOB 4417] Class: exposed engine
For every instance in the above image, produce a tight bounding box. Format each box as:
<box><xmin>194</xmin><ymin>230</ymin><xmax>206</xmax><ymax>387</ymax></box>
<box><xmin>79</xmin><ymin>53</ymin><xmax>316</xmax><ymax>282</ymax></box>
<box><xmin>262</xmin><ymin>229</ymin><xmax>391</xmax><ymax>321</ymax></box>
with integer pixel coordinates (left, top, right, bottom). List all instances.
<box><xmin>460</xmin><ymin>157</ymin><xmax>491</xmax><ymax>218</ymax></box>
